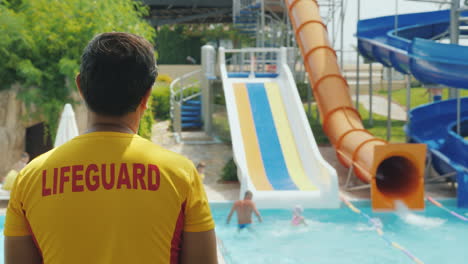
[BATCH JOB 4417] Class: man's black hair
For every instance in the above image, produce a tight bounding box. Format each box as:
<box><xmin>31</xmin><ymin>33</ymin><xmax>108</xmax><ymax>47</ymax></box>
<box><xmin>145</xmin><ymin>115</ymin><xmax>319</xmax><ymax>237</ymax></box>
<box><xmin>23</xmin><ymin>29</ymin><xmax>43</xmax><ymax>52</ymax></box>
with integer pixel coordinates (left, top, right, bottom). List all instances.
<box><xmin>79</xmin><ymin>32</ymin><xmax>157</xmax><ymax>116</ymax></box>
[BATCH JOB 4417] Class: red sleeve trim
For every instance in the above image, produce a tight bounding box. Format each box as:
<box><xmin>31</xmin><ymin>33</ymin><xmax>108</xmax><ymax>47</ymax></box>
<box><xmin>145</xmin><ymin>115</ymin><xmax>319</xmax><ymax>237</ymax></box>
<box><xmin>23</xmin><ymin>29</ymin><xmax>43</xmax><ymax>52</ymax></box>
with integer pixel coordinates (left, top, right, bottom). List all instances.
<box><xmin>26</xmin><ymin>215</ymin><xmax>43</xmax><ymax>262</ymax></box>
<box><xmin>170</xmin><ymin>200</ymin><xmax>186</xmax><ymax>264</ymax></box>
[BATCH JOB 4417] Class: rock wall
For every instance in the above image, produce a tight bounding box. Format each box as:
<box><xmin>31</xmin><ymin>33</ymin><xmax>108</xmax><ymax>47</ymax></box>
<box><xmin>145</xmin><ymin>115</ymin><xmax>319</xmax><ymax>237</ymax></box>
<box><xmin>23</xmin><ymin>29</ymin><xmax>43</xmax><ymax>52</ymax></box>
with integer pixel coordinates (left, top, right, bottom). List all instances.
<box><xmin>0</xmin><ymin>86</ymin><xmax>26</xmax><ymax>179</ymax></box>
<box><xmin>0</xmin><ymin>87</ymin><xmax>88</xmax><ymax>179</ymax></box>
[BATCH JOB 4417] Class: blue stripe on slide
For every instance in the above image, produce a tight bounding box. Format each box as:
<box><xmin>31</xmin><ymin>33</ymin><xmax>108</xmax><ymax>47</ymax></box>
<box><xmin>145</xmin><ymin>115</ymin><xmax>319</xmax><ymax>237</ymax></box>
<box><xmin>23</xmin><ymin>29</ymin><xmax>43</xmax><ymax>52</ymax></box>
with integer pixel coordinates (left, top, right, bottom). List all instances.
<box><xmin>246</xmin><ymin>83</ymin><xmax>298</xmax><ymax>190</ymax></box>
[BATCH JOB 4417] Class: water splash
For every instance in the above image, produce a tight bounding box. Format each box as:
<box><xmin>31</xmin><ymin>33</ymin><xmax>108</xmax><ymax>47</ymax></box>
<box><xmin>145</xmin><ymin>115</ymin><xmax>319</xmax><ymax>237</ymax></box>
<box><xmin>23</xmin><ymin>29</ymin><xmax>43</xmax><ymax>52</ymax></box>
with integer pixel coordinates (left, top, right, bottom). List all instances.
<box><xmin>356</xmin><ymin>218</ymin><xmax>383</xmax><ymax>231</ymax></box>
<box><xmin>370</xmin><ymin>217</ymin><xmax>383</xmax><ymax>229</ymax></box>
<box><xmin>269</xmin><ymin>220</ymin><xmax>316</xmax><ymax>237</ymax></box>
<box><xmin>395</xmin><ymin>200</ymin><xmax>446</xmax><ymax>229</ymax></box>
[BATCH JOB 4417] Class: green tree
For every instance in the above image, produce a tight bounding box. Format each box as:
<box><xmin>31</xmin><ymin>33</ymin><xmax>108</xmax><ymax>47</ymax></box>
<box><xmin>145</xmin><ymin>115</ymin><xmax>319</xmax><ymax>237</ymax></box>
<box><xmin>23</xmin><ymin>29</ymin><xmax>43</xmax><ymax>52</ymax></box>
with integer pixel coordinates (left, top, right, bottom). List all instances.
<box><xmin>0</xmin><ymin>3</ymin><xmax>31</xmax><ymax>89</ymax></box>
<box><xmin>156</xmin><ymin>23</ymin><xmax>253</xmax><ymax>64</ymax></box>
<box><xmin>185</xmin><ymin>23</ymin><xmax>252</xmax><ymax>48</ymax></box>
<box><xmin>156</xmin><ymin>25</ymin><xmax>203</xmax><ymax>64</ymax></box>
<box><xmin>0</xmin><ymin>0</ymin><xmax>156</xmax><ymax>139</ymax></box>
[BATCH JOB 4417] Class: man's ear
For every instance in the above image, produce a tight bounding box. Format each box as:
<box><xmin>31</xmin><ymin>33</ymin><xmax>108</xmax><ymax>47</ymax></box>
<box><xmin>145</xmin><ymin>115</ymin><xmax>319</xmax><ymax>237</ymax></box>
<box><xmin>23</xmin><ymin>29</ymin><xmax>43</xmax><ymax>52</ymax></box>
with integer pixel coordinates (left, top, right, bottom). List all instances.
<box><xmin>140</xmin><ymin>89</ymin><xmax>152</xmax><ymax>111</ymax></box>
<box><xmin>76</xmin><ymin>74</ymin><xmax>84</xmax><ymax>99</ymax></box>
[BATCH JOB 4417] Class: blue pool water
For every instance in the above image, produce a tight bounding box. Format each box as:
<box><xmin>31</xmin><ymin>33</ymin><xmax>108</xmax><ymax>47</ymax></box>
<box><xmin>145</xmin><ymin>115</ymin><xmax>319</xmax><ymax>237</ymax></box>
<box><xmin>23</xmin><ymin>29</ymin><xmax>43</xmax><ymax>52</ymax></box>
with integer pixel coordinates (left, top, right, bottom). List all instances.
<box><xmin>0</xmin><ymin>216</ymin><xmax>4</xmax><ymax>262</ymax></box>
<box><xmin>212</xmin><ymin>200</ymin><xmax>468</xmax><ymax>264</ymax></box>
<box><xmin>0</xmin><ymin>201</ymin><xmax>466</xmax><ymax>263</ymax></box>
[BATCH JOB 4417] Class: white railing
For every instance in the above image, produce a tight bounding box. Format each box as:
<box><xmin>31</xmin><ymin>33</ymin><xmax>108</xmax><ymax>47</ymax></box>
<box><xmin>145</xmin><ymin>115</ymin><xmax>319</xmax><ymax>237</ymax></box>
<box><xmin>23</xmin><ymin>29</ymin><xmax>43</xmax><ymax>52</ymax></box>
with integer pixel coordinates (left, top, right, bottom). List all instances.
<box><xmin>221</xmin><ymin>47</ymin><xmax>283</xmax><ymax>78</ymax></box>
<box><xmin>169</xmin><ymin>69</ymin><xmax>202</xmax><ymax>141</ymax></box>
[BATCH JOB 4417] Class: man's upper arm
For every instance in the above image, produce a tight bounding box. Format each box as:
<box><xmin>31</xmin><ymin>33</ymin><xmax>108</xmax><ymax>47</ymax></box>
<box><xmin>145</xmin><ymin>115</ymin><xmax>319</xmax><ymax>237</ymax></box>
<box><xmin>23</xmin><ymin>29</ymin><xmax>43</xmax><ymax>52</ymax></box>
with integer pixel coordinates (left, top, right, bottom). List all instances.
<box><xmin>254</xmin><ymin>204</ymin><xmax>261</xmax><ymax>215</ymax></box>
<box><xmin>181</xmin><ymin>165</ymin><xmax>218</xmax><ymax>263</ymax></box>
<box><xmin>4</xmin><ymin>174</ymin><xmax>31</xmax><ymax>237</ymax></box>
<box><xmin>4</xmin><ymin>176</ymin><xmax>41</xmax><ymax>264</ymax></box>
<box><xmin>229</xmin><ymin>202</ymin><xmax>238</xmax><ymax>213</ymax></box>
<box><xmin>184</xmin><ymin>165</ymin><xmax>215</xmax><ymax>232</ymax></box>
<box><xmin>251</xmin><ymin>202</ymin><xmax>262</xmax><ymax>219</ymax></box>
<box><xmin>180</xmin><ymin>229</ymin><xmax>218</xmax><ymax>264</ymax></box>
<box><xmin>5</xmin><ymin>236</ymin><xmax>42</xmax><ymax>264</ymax></box>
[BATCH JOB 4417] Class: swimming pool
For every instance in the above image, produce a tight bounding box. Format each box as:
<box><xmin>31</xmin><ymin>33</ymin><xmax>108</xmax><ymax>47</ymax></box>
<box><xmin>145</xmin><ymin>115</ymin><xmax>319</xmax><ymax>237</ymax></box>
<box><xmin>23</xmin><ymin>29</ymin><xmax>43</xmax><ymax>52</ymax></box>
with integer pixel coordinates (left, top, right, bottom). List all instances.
<box><xmin>0</xmin><ymin>200</ymin><xmax>465</xmax><ymax>264</ymax></box>
<box><xmin>0</xmin><ymin>216</ymin><xmax>4</xmax><ymax>263</ymax></box>
<box><xmin>212</xmin><ymin>200</ymin><xmax>468</xmax><ymax>264</ymax></box>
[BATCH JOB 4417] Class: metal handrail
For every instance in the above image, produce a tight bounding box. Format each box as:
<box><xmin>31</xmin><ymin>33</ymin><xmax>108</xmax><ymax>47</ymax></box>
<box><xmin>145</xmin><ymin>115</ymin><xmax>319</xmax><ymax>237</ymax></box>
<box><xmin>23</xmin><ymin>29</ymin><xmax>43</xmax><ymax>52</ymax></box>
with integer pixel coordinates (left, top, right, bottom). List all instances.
<box><xmin>169</xmin><ymin>69</ymin><xmax>202</xmax><ymax>142</ymax></box>
<box><xmin>169</xmin><ymin>69</ymin><xmax>202</xmax><ymax>121</ymax></box>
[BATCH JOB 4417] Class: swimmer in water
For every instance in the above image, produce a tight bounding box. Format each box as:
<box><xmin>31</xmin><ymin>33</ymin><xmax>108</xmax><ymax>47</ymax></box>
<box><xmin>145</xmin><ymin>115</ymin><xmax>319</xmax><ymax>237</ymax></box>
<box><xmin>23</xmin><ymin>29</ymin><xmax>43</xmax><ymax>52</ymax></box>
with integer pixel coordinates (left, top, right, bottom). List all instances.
<box><xmin>291</xmin><ymin>205</ymin><xmax>307</xmax><ymax>226</ymax></box>
<box><xmin>226</xmin><ymin>190</ymin><xmax>262</xmax><ymax>232</ymax></box>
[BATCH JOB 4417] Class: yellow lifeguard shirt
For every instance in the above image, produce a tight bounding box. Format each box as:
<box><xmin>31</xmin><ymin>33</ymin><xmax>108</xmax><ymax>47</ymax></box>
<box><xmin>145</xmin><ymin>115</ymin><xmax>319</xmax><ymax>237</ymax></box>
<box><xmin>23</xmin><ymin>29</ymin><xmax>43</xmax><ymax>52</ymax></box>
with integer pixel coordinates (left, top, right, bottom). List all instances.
<box><xmin>4</xmin><ymin>132</ymin><xmax>214</xmax><ymax>264</ymax></box>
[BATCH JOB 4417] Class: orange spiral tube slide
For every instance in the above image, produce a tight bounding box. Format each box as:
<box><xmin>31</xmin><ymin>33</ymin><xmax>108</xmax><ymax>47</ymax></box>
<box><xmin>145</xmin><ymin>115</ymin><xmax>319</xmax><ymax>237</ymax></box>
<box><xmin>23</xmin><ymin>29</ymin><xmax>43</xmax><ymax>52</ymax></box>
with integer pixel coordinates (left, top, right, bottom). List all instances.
<box><xmin>285</xmin><ymin>0</ymin><xmax>426</xmax><ymax>210</ymax></box>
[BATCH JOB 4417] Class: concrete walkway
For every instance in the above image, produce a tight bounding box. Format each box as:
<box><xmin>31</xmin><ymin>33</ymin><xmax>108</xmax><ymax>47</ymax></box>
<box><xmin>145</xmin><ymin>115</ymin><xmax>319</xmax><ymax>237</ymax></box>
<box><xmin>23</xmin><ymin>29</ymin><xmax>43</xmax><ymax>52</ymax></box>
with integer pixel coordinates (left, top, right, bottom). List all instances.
<box><xmin>352</xmin><ymin>94</ymin><xmax>407</xmax><ymax>121</ymax></box>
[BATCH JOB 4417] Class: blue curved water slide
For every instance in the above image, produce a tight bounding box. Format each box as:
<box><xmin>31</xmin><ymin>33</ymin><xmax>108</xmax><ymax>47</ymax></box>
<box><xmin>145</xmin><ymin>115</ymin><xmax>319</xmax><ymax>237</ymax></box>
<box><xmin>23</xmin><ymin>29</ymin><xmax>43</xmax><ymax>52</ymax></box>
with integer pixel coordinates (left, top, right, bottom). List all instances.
<box><xmin>357</xmin><ymin>10</ymin><xmax>468</xmax><ymax>207</ymax></box>
<box><xmin>408</xmin><ymin>99</ymin><xmax>468</xmax><ymax>207</ymax></box>
<box><xmin>358</xmin><ymin>10</ymin><xmax>468</xmax><ymax>87</ymax></box>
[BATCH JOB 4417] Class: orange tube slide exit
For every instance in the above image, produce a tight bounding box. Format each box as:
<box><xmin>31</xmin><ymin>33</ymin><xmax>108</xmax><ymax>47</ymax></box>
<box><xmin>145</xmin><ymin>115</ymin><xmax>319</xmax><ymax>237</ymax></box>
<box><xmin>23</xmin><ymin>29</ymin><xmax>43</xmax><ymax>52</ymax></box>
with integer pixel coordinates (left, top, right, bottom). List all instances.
<box><xmin>285</xmin><ymin>0</ymin><xmax>427</xmax><ymax>210</ymax></box>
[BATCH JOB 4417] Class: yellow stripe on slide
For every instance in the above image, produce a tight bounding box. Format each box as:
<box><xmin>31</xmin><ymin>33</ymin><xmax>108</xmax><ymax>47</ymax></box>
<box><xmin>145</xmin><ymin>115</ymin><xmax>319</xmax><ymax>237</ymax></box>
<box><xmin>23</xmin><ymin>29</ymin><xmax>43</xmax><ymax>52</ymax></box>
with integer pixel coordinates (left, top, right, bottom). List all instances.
<box><xmin>233</xmin><ymin>83</ymin><xmax>273</xmax><ymax>191</ymax></box>
<box><xmin>264</xmin><ymin>82</ymin><xmax>316</xmax><ymax>191</ymax></box>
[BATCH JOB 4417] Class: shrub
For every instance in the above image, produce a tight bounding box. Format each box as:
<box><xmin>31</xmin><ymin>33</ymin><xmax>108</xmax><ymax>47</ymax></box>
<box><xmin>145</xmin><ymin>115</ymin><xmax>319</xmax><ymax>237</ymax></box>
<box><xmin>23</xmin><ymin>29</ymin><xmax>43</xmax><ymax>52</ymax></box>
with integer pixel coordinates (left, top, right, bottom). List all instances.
<box><xmin>151</xmin><ymin>84</ymin><xmax>171</xmax><ymax>120</ymax></box>
<box><xmin>151</xmin><ymin>82</ymin><xmax>200</xmax><ymax>120</ymax></box>
<box><xmin>212</xmin><ymin>111</ymin><xmax>231</xmax><ymax>143</ymax></box>
<box><xmin>138</xmin><ymin>94</ymin><xmax>155</xmax><ymax>140</ymax></box>
<box><xmin>308</xmin><ymin>117</ymin><xmax>330</xmax><ymax>144</ymax></box>
<box><xmin>305</xmin><ymin>105</ymin><xmax>330</xmax><ymax>144</ymax></box>
<box><xmin>214</xmin><ymin>91</ymin><xmax>226</xmax><ymax>105</ymax></box>
<box><xmin>180</xmin><ymin>85</ymin><xmax>200</xmax><ymax>98</ymax></box>
<box><xmin>296</xmin><ymin>82</ymin><xmax>313</xmax><ymax>102</ymax></box>
<box><xmin>221</xmin><ymin>158</ymin><xmax>238</xmax><ymax>182</ymax></box>
<box><xmin>156</xmin><ymin>74</ymin><xmax>173</xmax><ymax>83</ymax></box>
<box><xmin>151</xmin><ymin>83</ymin><xmax>201</xmax><ymax>121</ymax></box>
<box><xmin>213</xmin><ymin>82</ymin><xmax>226</xmax><ymax>106</ymax></box>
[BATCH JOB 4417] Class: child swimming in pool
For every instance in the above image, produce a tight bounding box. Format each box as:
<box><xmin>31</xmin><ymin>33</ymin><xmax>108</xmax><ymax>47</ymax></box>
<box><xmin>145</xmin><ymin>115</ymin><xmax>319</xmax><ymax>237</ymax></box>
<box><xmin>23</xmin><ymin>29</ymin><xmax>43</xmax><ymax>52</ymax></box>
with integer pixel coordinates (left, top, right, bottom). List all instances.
<box><xmin>291</xmin><ymin>205</ymin><xmax>307</xmax><ymax>226</ymax></box>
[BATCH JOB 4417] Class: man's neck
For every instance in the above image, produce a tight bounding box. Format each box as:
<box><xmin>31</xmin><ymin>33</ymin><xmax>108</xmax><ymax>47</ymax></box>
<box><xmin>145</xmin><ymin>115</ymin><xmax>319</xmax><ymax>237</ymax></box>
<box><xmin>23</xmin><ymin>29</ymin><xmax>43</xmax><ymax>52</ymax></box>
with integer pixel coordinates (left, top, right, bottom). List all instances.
<box><xmin>86</xmin><ymin>123</ymin><xmax>135</xmax><ymax>134</ymax></box>
<box><xmin>86</xmin><ymin>112</ymin><xmax>139</xmax><ymax>134</ymax></box>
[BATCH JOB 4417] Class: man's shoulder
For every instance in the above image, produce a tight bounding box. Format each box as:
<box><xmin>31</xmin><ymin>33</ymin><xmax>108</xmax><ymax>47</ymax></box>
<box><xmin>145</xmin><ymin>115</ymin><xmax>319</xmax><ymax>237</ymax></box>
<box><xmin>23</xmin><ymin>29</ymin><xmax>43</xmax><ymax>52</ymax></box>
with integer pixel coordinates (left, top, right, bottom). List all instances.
<box><xmin>78</xmin><ymin>133</ymin><xmax>192</xmax><ymax>166</ymax></box>
<box><xmin>133</xmin><ymin>138</ymin><xmax>193</xmax><ymax>167</ymax></box>
<box><xmin>244</xmin><ymin>200</ymin><xmax>256</xmax><ymax>207</ymax></box>
<box><xmin>235</xmin><ymin>200</ymin><xmax>254</xmax><ymax>206</ymax></box>
<box><xmin>13</xmin><ymin>148</ymin><xmax>56</xmax><ymax>187</ymax></box>
<box><xmin>23</xmin><ymin>148</ymin><xmax>55</xmax><ymax>170</ymax></box>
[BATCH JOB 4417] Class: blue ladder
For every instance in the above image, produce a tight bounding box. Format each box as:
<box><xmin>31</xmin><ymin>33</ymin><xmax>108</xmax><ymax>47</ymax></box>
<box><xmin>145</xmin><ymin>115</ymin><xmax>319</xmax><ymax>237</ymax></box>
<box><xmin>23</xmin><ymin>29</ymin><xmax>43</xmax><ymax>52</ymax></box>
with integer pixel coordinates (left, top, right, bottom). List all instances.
<box><xmin>234</xmin><ymin>1</ymin><xmax>260</xmax><ymax>35</ymax></box>
<box><xmin>181</xmin><ymin>99</ymin><xmax>203</xmax><ymax>129</ymax></box>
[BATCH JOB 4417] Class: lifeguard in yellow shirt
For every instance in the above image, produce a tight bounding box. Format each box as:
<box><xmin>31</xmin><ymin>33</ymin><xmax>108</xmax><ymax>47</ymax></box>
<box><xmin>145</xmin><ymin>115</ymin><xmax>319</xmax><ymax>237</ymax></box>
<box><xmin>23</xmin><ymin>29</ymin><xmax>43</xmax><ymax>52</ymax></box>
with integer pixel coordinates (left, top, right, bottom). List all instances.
<box><xmin>4</xmin><ymin>32</ymin><xmax>217</xmax><ymax>264</ymax></box>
